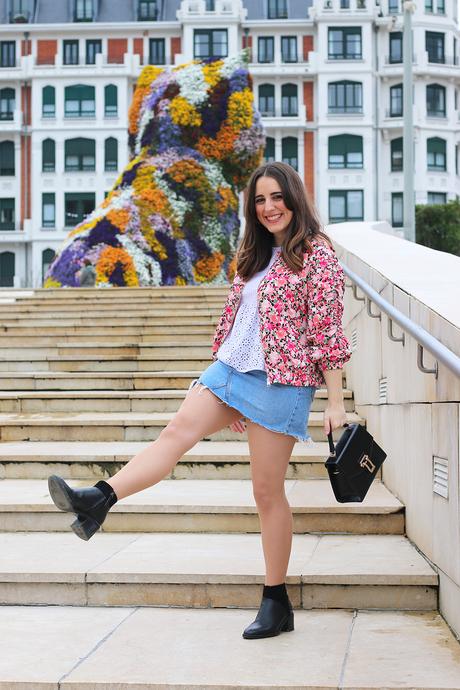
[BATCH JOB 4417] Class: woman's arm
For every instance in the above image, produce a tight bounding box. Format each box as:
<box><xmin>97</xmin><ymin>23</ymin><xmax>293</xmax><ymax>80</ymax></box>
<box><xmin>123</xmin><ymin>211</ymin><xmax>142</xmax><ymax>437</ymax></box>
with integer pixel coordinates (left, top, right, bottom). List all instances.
<box><xmin>322</xmin><ymin>368</ymin><xmax>347</xmax><ymax>435</ymax></box>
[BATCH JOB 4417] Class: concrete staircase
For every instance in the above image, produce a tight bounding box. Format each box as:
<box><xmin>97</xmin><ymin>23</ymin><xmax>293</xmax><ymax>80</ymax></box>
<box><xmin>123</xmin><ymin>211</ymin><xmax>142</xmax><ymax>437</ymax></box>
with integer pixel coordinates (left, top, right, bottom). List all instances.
<box><xmin>1</xmin><ymin>287</ymin><xmax>459</xmax><ymax>689</ymax></box>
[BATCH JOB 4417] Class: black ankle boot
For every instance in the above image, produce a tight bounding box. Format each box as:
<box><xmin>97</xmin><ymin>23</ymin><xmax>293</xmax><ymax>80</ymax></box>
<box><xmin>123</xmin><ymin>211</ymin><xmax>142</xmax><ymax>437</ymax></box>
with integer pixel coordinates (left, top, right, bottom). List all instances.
<box><xmin>47</xmin><ymin>475</ymin><xmax>118</xmax><ymax>541</ymax></box>
<box><xmin>242</xmin><ymin>592</ymin><xmax>294</xmax><ymax>640</ymax></box>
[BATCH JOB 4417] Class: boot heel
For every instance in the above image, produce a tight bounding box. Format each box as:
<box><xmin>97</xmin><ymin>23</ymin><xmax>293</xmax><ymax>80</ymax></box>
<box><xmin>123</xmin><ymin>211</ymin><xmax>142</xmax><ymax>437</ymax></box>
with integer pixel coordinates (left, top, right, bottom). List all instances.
<box><xmin>282</xmin><ymin>611</ymin><xmax>294</xmax><ymax>632</ymax></box>
<box><xmin>71</xmin><ymin>515</ymin><xmax>100</xmax><ymax>541</ymax></box>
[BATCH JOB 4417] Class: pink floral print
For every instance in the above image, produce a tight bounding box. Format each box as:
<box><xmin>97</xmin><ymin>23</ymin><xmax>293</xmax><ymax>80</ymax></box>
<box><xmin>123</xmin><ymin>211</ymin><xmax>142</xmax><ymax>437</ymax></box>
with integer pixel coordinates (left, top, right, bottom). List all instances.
<box><xmin>211</xmin><ymin>238</ymin><xmax>352</xmax><ymax>387</ymax></box>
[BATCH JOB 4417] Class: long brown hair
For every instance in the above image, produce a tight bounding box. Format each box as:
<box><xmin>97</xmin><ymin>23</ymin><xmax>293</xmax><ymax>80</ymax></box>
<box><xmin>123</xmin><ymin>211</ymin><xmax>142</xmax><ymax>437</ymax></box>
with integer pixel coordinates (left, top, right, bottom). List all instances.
<box><xmin>236</xmin><ymin>162</ymin><xmax>332</xmax><ymax>280</ymax></box>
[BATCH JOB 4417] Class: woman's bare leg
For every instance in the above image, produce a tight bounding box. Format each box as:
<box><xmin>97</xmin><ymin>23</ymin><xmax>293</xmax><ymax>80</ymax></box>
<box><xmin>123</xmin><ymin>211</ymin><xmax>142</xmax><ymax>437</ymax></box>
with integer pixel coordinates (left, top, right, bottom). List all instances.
<box><xmin>246</xmin><ymin>421</ymin><xmax>296</xmax><ymax>585</ymax></box>
<box><xmin>106</xmin><ymin>384</ymin><xmax>244</xmax><ymax>500</ymax></box>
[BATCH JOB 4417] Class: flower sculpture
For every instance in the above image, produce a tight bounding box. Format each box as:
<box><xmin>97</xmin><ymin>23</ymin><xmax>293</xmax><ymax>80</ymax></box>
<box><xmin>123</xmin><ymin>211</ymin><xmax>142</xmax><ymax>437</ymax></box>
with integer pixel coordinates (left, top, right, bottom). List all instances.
<box><xmin>44</xmin><ymin>51</ymin><xmax>265</xmax><ymax>288</ymax></box>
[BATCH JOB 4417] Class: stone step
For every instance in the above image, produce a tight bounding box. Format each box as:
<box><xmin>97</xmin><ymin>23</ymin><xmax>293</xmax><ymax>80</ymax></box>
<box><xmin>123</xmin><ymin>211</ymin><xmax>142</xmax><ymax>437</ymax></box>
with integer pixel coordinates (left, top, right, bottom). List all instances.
<box><xmin>5</xmin><ymin>286</ymin><xmax>228</xmax><ymax>297</ymax></box>
<box><xmin>0</xmin><ymin>315</ymin><xmax>219</xmax><ymax>327</ymax></box>
<box><xmin>0</xmin><ymin>308</ymin><xmax>223</xmax><ymax>320</ymax></box>
<box><xmin>0</xmin><ymin>440</ymin><xmax>334</xmax><ymax>480</ymax></box>
<box><xmin>0</xmin><ymin>478</ymin><xmax>403</xmax><ymax>535</ymax></box>
<box><xmin>0</xmin><ymin>344</ymin><xmax>213</xmax><ymax>359</ymax></box>
<box><xmin>0</xmin><ymin>387</ymin><xmax>354</xmax><ymax>413</ymax></box>
<box><xmin>0</xmin><ymin>298</ymin><xmax>226</xmax><ymax>311</ymax></box>
<box><xmin>0</xmin><ymin>370</ymin><xmax>348</xmax><ymax>391</ymax></box>
<box><xmin>0</xmin><ymin>324</ymin><xmax>216</xmax><ymax>336</ymax></box>
<box><xmin>0</xmin><ymin>531</ymin><xmax>437</xmax><ymax>609</ymax></box>
<box><xmin>0</xmin><ymin>410</ymin><xmax>363</xmax><ymax>442</ymax></box>
<box><xmin>0</xmin><ymin>333</ymin><xmax>215</xmax><ymax>345</ymax></box>
<box><xmin>1</xmin><ymin>607</ymin><xmax>459</xmax><ymax>688</ymax></box>
<box><xmin>0</xmin><ymin>356</ymin><xmax>214</xmax><ymax>372</ymax></box>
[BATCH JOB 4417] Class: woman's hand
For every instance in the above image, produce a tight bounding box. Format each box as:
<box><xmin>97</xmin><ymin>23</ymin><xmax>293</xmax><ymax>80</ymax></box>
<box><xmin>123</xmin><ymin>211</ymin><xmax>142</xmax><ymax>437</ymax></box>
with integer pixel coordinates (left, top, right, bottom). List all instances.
<box><xmin>229</xmin><ymin>418</ymin><xmax>247</xmax><ymax>433</ymax></box>
<box><xmin>323</xmin><ymin>403</ymin><xmax>347</xmax><ymax>436</ymax></box>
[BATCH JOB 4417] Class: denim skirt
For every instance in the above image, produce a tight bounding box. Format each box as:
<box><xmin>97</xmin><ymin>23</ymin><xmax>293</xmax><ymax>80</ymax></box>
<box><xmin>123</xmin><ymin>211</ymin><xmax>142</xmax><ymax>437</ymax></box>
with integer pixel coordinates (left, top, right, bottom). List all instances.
<box><xmin>189</xmin><ymin>359</ymin><xmax>317</xmax><ymax>443</ymax></box>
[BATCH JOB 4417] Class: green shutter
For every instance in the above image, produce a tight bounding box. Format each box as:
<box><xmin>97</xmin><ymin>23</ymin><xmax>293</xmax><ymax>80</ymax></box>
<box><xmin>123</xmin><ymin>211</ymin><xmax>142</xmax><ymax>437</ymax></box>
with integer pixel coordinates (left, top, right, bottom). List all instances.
<box><xmin>104</xmin><ymin>137</ymin><xmax>118</xmax><ymax>171</ymax></box>
<box><xmin>104</xmin><ymin>85</ymin><xmax>118</xmax><ymax>116</ymax></box>
<box><xmin>42</xmin><ymin>138</ymin><xmax>55</xmax><ymax>172</ymax></box>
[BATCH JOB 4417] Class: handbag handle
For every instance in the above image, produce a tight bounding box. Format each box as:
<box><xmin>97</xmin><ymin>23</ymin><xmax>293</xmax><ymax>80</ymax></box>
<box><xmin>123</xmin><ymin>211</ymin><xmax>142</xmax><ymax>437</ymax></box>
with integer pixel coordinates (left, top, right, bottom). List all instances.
<box><xmin>327</xmin><ymin>423</ymin><xmax>349</xmax><ymax>457</ymax></box>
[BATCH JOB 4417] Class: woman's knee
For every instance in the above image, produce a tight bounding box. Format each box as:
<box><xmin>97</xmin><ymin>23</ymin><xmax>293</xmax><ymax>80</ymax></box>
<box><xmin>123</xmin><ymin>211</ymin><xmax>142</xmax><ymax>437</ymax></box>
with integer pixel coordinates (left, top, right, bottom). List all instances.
<box><xmin>252</xmin><ymin>482</ymin><xmax>286</xmax><ymax>511</ymax></box>
<box><xmin>158</xmin><ymin>417</ymin><xmax>199</xmax><ymax>449</ymax></box>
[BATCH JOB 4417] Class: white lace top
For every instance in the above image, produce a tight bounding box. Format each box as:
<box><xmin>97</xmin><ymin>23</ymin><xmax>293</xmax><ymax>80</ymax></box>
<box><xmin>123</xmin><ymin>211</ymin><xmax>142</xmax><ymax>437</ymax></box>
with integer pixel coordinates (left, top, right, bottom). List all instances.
<box><xmin>217</xmin><ymin>245</ymin><xmax>282</xmax><ymax>372</ymax></box>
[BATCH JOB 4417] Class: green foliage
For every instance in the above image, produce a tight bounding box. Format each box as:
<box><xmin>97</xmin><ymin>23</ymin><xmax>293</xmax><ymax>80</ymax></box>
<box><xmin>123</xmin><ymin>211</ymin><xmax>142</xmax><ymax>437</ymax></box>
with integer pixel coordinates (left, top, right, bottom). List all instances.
<box><xmin>415</xmin><ymin>198</ymin><xmax>460</xmax><ymax>256</ymax></box>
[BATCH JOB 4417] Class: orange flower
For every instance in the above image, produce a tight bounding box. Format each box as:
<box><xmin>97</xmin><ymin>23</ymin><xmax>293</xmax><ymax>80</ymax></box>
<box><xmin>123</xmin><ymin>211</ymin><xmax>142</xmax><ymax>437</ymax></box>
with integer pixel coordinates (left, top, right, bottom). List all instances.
<box><xmin>106</xmin><ymin>208</ymin><xmax>131</xmax><ymax>232</ymax></box>
<box><xmin>96</xmin><ymin>246</ymin><xmax>139</xmax><ymax>286</ymax></box>
<box><xmin>128</xmin><ymin>86</ymin><xmax>149</xmax><ymax>136</ymax></box>
<box><xmin>193</xmin><ymin>251</ymin><xmax>225</xmax><ymax>282</ymax></box>
<box><xmin>217</xmin><ymin>186</ymin><xmax>238</xmax><ymax>214</ymax></box>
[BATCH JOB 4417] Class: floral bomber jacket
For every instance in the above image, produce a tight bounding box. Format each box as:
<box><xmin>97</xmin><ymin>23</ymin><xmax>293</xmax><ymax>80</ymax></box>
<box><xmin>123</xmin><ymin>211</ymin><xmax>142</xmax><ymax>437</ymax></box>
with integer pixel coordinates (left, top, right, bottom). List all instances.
<box><xmin>211</xmin><ymin>238</ymin><xmax>352</xmax><ymax>387</ymax></box>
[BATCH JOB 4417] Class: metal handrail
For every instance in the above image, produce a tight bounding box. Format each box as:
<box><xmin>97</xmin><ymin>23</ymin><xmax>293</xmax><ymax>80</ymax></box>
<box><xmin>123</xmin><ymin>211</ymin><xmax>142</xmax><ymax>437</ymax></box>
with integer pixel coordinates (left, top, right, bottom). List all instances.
<box><xmin>341</xmin><ymin>263</ymin><xmax>460</xmax><ymax>379</ymax></box>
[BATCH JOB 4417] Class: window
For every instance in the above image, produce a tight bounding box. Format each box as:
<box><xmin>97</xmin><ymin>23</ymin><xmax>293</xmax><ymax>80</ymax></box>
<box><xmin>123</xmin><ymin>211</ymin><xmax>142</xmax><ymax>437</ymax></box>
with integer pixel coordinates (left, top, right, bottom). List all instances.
<box><xmin>391</xmin><ymin>137</ymin><xmax>403</xmax><ymax>171</ymax></box>
<box><xmin>426</xmin><ymin>32</ymin><xmax>445</xmax><ymax>63</ymax></box>
<box><xmin>149</xmin><ymin>38</ymin><xmax>166</xmax><ymax>64</ymax></box>
<box><xmin>328</xmin><ymin>81</ymin><xmax>362</xmax><ymax>113</ymax></box>
<box><xmin>42</xmin><ymin>193</ymin><xmax>55</xmax><ymax>228</ymax></box>
<box><xmin>328</xmin><ymin>27</ymin><xmax>362</xmax><ymax>60</ymax></box>
<box><xmin>65</xmin><ymin>138</ymin><xmax>96</xmax><ymax>172</ymax></box>
<box><xmin>329</xmin><ymin>190</ymin><xmax>363</xmax><ymax>222</ymax></box>
<box><xmin>389</xmin><ymin>32</ymin><xmax>402</xmax><ymax>63</ymax></box>
<box><xmin>138</xmin><ymin>0</ymin><xmax>158</xmax><ymax>20</ymax></box>
<box><xmin>104</xmin><ymin>137</ymin><xmax>118</xmax><ymax>171</ymax></box>
<box><xmin>0</xmin><ymin>198</ymin><xmax>15</xmax><ymax>230</ymax></box>
<box><xmin>437</xmin><ymin>0</ymin><xmax>445</xmax><ymax>13</ymax></box>
<box><xmin>65</xmin><ymin>192</ymin><xmax>95</xmax><ymax>227</ymax></box>
<box><xmin>340</xmin><ymin>0</ymin><xmax>350</xmax><ymax>7</ymax></box>
<box><xmin>389</xmin><ymin>0</ymin><xmax>399</xmax><ymax>11</ymax></box>
<box><xmin>426</xmin><ymin>84</ymin><xmax>446</xmax><ymax>116</ymax></box>
<box><xmin>427</xmin><ymin>137</ymin><xmax>446</xmax><ymax>170</ymax></box>
<box><xmin>194</xmin><ymin>30</ymin><xmax>228</xmax><ymax>59</ymax></box>
<box><xmin>0</xmin><ymin>252</ymin><xmax>14</xmax><ymax>287</ymax></box>
<box><xmin>391</xmin><ymin>192</ymin><xmax>403</xmax><ymax>227</ymax></box>
<box><xmin>282</xmin><ymin>137</ymin><xmax>298</xmax><ymax>170</ymax></box>
<box><xmin>281</xmin><ymin>84</ymin><xmax>298</xmax><ymax>116</ymax></box>
<box><xmin>0</xmin><ymin>141</ymin><xmax>15</xmax><ymax>175</ymax></box>
<box><xmin>42</xmin><ymin>138</ymin><xmax>55</xmax><ymax>172</ymax></box>
<box><xmin>104</xmin><ymin>84</ymin><xmax>117</xmax><ymax>117</ymax></box>
<box><xmin>75</xmin><ymin>0</ymin><xmax>93</xmax><ymax>21</ymax></box>
<box><xmin>9</xmin><ymin>0</ymin><xmax>33</xmax><ymax>23</ymax></box>
<box><xmin>42</xmin><ymin>249</ymin><xmax>56</xmax><ymax>283</ymax></box>
<box><xmin>205</xmin><ymin>0</ymin><xmax>215</xmax><ymax>9</ymax></box>
<box><xmin>264</xmin><ymin>137</ymin><xmax>275</xmax><ymax>163</ymax></box>
<box><xmin>0</xmin><ymin>41</ymin><xmax>16</xmax><ymax>68</ymax></box>
<box><xmin>42</xmin><ymin>86</ymin><xmax>55</xmax><ymax>118</ymax></box>
<box><xmin>390</xmin><ymin>84</ymin><xmax>403</xmax><ymax>116</ymax></box>
<box><xmin>425</xmin><ymin>0</ymin><xmax>433</xmax><ymax>10</ymax></box>
<box><xmin>268</xmin><ymin>0</ymin><xmax>287</xmax><ymax>19</ymax></box>
<box><xmin>258</xmin><ymin>37</ymin><xmax>274</xmax><ymax>63</ymax></box>
<box><xmin>65</xmin><ymin>84</ymin><xmax>95</xmax><ymax>117</ymax></box>
<box><xmin>86</xmin><ymin>39</ymin><xmax>102</xmax><ymax>65</ymax></box>
<box><xmin>63</xmin><ymin>40</ymin><xmax>79</xmax><ymax>65</ymax></box>
<box><xmin>0</xmin><ymin>88</ymin><xmax>15</xmax><ymax>120</ymax></box>
<box><xmin>328</xmin><ymin>134</ymin><xmax>363</xmax><ymax>169</ymax></box>
<box><xmin>427</xmin><ymin>191</ymin><xmax>446</xmax><ymax>204</ymax></box>
<box><xmin>281</xmin><ymin>36</ymin><xmax>297</xmax><ymax>63</ymax></box>
<box><xmin>258</xmin><ymin>84</ymin><xmax>275</xmax><ymax>116</ymax></box>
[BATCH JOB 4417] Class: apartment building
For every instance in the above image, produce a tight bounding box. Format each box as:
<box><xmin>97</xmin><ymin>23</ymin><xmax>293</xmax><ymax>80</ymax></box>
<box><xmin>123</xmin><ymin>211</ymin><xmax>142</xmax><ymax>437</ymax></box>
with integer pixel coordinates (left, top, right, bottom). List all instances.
<box><xmin>0</xmin><ymin>0</ymin><xmax>459</xmax><ymax>287</ymax></box>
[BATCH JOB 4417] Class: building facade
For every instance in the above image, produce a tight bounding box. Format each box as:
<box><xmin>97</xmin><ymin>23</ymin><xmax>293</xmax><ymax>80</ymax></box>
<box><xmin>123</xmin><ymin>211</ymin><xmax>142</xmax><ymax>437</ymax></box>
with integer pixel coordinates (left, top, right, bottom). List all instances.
<box><xmin>0</xmin><ymin>0</ymin><xmax>459</xmax><ymax>287</ymax></box>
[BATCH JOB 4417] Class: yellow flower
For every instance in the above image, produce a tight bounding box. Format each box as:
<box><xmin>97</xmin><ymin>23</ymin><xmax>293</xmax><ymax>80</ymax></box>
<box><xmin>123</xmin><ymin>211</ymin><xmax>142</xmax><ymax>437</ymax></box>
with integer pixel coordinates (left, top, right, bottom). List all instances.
<box><xmin>227</xmin><ymin>89</ymin><xmax>253</xmax><ymax>131</ymax></box>
<box><xmin>44</xmin><ymin>277</ymin><xmax>61</xmax><ymax>289</ymax></box>
<box><xmin>137</xmin><ymin>65</ymin><xmax>164</xmax><ymax>89</ymax></box>
<box><xmin>169</xmin><ymin>96</ymin><xmax>202</xmax><ymax>127</ymax></box>
<box><xmin>203</xmin><ymin>60</ymin><xmax>223</xmax><ymax>88</ymax></box>
<box><xmin>175</xmin><ymin>275</ymin><xmax>187</xmax><ymax>286</ymax></box>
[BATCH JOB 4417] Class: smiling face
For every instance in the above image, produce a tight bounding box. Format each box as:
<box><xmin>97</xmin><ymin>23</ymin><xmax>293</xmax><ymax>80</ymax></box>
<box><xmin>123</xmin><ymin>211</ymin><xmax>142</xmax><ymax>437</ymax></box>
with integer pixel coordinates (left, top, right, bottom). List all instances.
<box><xmin>254</xmin><ymin>176</ymin><xmax>294</xmax><ymax>246</ymax></box>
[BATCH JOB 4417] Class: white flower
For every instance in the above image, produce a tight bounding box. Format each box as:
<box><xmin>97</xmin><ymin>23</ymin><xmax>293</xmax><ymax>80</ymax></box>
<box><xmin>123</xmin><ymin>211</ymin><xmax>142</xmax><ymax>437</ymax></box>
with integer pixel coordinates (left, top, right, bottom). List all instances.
<box><xmin>153</xmin><ymin>172</ymin><xmax>192</xmax><ymax>224</ymax></box>
<box><xmin>175</xmin><ymin>63</ymin><xmax>207</xmax><ymax>105</ymax></box>
<box><xmin>220</xmin><ymin>53</ymin><xmax>246</xmax><ymax>78</ymax></box>
<box><xmin>202</xmin><ymin>160</ymin><xmax>228</xmax><ymax>189</ymax></box>
<box><xmin>116</xmin><ymin>234</ymin><xmax>162</xmax><ymax>286</ymax></box>
<box><xmin>201</xmin><ymin>218</ymin><xmax>224</xmax><ymax>253</ymax></box>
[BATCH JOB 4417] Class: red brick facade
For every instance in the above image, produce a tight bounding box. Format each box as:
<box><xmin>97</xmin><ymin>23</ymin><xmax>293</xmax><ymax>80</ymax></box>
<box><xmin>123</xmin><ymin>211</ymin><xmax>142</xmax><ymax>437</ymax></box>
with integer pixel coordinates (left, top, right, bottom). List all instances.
<box><xmin>107</xmin><ymin>38</ymin><xmax>128</xmax><ymax>64</ymax></box>
<box><xmin>303</xmin><ymin>82</ymin><xmax>314</xmax><ymax>121</ymax></box>
<box><xmin>304</xmin><ymin>131</ymin><xmax>314</xmax><ymax>200</ymax></box>
<box><xmin>171</xmin><ymin>36</ymin><xmax>182</xmax><ymax>64</ymax></box>
<box><xmin>302</xmin><ymin>35</ymin><xmax>314</xmax><ymax>61</ymax></box>
<box><xmin>36</xmin><ymin>39</ymin><xmax>57</xmax><ymax>65</ymax></box>
<box><xmin>133</xmin><ymin>38</ymin><xmax>144</xmax><ymax>64</ymax></box>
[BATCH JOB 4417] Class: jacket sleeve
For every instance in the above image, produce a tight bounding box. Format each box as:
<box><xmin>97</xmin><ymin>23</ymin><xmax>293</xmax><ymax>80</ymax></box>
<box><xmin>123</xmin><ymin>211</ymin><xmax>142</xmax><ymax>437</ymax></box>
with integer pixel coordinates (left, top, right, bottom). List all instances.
<box><xmin>305</xmin><ymin>243</ymin><xmax>352</xmax><ymax>371</ymax></box>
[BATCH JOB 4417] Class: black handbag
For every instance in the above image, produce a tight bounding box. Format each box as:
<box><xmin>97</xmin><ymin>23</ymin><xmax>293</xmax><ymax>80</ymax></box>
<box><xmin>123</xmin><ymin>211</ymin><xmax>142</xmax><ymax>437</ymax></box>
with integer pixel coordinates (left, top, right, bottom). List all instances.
<box><xmin>325</xmin><ymin>423</ymin><xmax>387</xmax><ymax>503</ymax></box>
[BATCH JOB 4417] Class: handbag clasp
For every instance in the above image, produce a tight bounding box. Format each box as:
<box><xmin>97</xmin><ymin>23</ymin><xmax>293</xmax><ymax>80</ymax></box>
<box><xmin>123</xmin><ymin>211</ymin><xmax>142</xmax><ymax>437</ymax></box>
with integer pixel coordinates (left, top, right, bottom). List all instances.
<box><xmin>359</xmin><ymin>454</ymin><xmax>376</xmax><ymax>473</ymax></box>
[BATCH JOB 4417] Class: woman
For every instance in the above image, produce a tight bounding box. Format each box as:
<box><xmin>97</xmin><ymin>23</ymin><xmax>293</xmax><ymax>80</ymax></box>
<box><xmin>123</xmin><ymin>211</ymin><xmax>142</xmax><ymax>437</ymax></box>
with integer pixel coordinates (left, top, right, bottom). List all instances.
<box><xmin>48</xmin><ymin>161</ymin><xmax>351</xmax><ymax>640</ymax></box>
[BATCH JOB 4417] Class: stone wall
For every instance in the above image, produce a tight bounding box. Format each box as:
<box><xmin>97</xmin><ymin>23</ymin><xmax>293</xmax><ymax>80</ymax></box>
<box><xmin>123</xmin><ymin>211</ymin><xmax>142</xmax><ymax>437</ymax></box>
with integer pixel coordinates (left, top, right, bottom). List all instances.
<box><xmin>328</xmin><ymin>221</ymin><xmax>460</xmax><ymax>638</ymax></box>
